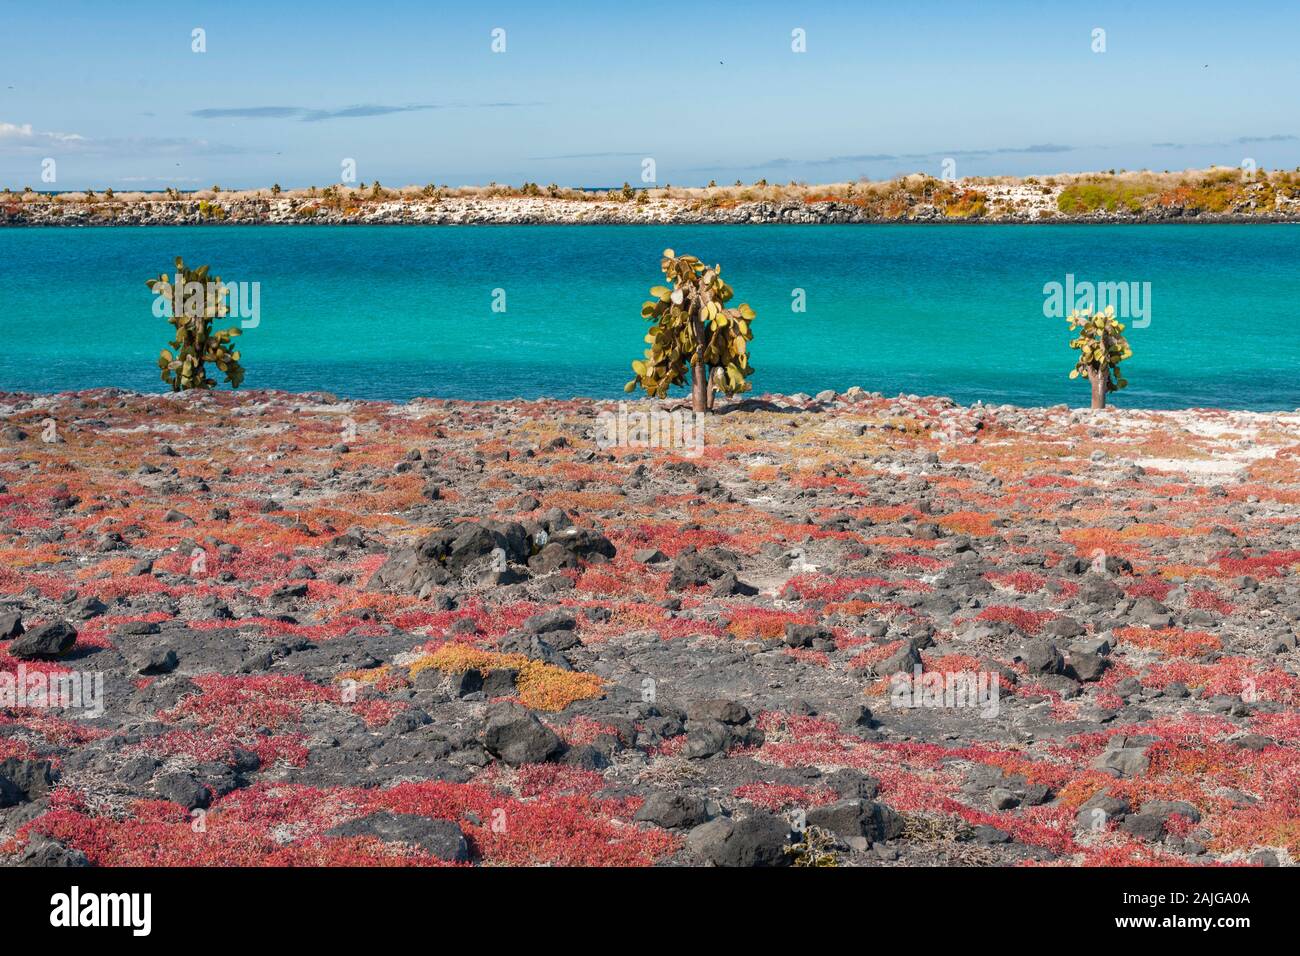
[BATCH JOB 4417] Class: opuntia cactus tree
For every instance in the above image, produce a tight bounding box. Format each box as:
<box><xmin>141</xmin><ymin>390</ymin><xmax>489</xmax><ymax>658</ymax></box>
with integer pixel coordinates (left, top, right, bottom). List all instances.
<box><xmin>146</xmin><ymin>257</ymin><xmax>245</xmax><ymax>390</ymax></box>
<box><xmin>1068</xmin><ymin>306</ymin><xmax>1131</xmax><ymax>408</ymax></box>
<box><xmin>625</xmin><ymin>249</ymin><xmax>755</xmax><ymax>412</ymax></box>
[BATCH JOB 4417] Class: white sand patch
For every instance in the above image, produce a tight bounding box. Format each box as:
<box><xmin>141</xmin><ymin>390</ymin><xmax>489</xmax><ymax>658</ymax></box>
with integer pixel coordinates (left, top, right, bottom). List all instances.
<box><xmin>1122</xmin><ymin>410</ymin><xmax>1300</xmax><ymax>479</ymax></box>
<box><xmin>1134</xmin><ymin>456</ymin><xmax>1248</xmax><ymax>476</ymax></box>
<box><xmin>1134</xmin><ymin>442</ymin><xmax>1280</xmax><ymax>478</ymax></box>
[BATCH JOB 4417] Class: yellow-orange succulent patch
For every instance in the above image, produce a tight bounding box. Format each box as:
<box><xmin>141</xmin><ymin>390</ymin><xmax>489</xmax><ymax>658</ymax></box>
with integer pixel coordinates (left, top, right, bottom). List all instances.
<box><xmin>409</xmin><ymin>643</ymin><xmax>604</xmax><ymax>712</ymax></box>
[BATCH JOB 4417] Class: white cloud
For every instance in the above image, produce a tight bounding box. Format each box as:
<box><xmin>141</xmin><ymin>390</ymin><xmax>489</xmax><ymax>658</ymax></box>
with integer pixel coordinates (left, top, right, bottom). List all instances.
<box><xmin>0</xmin><ymin>121</ymin><xmax>86</xmax><ymax>149</ymax></box>
<box><xmin>0</xmin><ymin>120</ymin><xmax>245</xmax><ymax>160</ymax></box>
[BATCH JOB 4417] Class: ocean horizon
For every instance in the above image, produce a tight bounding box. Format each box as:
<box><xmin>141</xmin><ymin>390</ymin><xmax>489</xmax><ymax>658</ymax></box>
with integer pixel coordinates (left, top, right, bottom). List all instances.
<box><xmin>3</xmin><ymin>223</ymin><xmax>1298</xmax><ymax>410</ymax></box>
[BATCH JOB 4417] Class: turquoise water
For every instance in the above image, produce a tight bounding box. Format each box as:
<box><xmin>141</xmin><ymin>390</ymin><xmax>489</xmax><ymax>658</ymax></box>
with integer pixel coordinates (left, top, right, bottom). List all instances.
<box><xmin>1</xmin><ymin>224</ymin><xmax>1298</xmax><ymax>409</ymax></box>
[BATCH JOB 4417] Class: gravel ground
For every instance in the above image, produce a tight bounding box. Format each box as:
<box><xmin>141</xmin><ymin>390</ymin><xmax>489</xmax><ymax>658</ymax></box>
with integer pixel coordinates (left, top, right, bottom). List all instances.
<box><xmin>0</xmin><ymin>386</ymin><xmax>1296</xmax><ymax>867</ymax></box>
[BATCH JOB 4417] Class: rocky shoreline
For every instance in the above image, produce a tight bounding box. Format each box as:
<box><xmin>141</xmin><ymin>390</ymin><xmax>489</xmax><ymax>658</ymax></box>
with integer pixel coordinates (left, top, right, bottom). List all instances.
<box><xmin>5</xmin><ymin>184</ymin><xmax>1300</xmax><ymax>227</ymax></box>
<box><xmin>9</xmin><ymin>168</ymin><xmax>1300</xmax><ymax>226</ymax></box>
<box><xmin>1</xmin><ymin>387</ymin><xmax>1297</xmax><ymax>867</ymax></box>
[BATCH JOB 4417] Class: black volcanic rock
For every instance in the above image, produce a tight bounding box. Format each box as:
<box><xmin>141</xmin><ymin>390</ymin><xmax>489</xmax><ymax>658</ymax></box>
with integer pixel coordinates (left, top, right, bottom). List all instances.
<box><xmin>327</xmin><ymin>812</ymin><xmax>470</xmax><ymax>862</ymax></box>
<box><xmin>9</xmin><ymin>621</ymin><xmax>76</xmax><ymax>659</ymax></box>
<box><xmin>482</xmin><ymin>702</ymin><xmax>562</xmax><ymax>765</ymax></box>
<box><xmin>686</xmin><ymin>813</ymin><xmax>793</xmax><ymax>867</ymax></box>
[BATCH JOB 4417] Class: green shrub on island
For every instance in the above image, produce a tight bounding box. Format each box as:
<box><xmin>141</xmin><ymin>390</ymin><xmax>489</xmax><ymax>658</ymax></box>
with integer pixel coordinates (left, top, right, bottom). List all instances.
<box><xmin>1057</xmin><ymin>169</ymin><xmax>1300</xmax><ymax>216</ymax></box>
<box><xmin>146</xmin><ymin>257</ymin><xmax>245</xmax><ymax>391</ymax></box>
<box><xmin>1057</xmin><ymin>178</ymin><xmax>1153</xmax><ymax>214</ymax></box>
<box><xmin>625</xmin><ymin>249</ymin><xmax>755</xmax><ymax>413</ymax></box>
<box><xmin>1068</xmin><ymin>306</ymin><xmax>1131</xmax><ymax>409</ymax></box>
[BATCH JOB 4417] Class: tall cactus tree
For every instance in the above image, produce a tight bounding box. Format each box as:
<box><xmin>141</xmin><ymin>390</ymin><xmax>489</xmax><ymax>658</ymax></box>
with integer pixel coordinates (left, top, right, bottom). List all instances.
<box><xmin>1068</xmin><ymin>306</ymin><xmax>1131</xmax><ymax>409</ymax></box>
<box><xmin>146</xmin><ymin>257</ymin><xmax>245</xmax><ymax>391</ymax></box>
<box><xmin>625</xmin><ymin>249</ymin><xmax>756</xmax><ymax>412</ymax></box>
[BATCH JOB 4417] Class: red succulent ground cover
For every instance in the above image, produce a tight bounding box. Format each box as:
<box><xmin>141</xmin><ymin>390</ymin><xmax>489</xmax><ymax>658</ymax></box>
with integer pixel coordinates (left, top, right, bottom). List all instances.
<box><xmin>0</xmin><ymin>388</ymin><xmax>1297</xmax><ymax>867</ymax></box>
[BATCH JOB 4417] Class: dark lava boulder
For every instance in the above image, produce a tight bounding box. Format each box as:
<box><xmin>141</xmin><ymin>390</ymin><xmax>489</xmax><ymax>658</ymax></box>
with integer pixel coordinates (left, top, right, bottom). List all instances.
<box><xmin>367</xmin><ymin>519</ymin><xmax>531</xmax><ymax>593</ymax></box>
<box><xmin>8</xmin><ymin>621</ymin><xmax>77</xmax><ymax>659</ymax></box>
<box><xmin>482</xmin><ymin>701</ymin><xmax>563</xmax><ymax>765</ymax></box>
<box><xmin>633</xmin><ymin>791</ymin><xmax>710</xmax><ymax>829</ymax></box>
<box><xmin>368</xmin><ymin>519</ymin><xmax>615</xmax><ymax>593</ymax></box>
<box><xmin>805</xmin><ymin>799</ymin><xmax>905</xmax><ymax>842</ymax></box>
<box><xmin>668</xmin><ymin>547</ymin><xmax>745</xmax><ymax>592</ymax></box>
<box><xmin>686</xmin><ymin>813</ymin><xmax>793</xmax><ymax>867</ymax></box>
<box><xmin>327</xmin><ymin>812</ymin><xmax>470</xmax><ymax>862</ymax></box>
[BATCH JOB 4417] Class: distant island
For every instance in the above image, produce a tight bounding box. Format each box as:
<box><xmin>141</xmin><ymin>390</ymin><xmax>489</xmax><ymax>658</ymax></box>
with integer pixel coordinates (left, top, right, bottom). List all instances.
<box><xmin>4</xmin><ymin>167</ymin><xmax>1299</xmax><ymax>226</ymax></box>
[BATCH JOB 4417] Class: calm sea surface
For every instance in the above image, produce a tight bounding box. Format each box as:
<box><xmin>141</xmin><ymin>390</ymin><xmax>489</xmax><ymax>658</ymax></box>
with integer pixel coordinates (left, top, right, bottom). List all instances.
<box><xmin>2</xmin><ymin>224</ymin><xmax>1297</xmax><ymax>409</ymax></box>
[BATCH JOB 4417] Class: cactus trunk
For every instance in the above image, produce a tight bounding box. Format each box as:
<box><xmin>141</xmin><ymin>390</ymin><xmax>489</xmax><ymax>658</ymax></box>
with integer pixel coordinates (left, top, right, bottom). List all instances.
<box><xmin>691</xmin><ymin>360</ymin><xmax>709</xmax><ymax>413</ymax></box>
<box><xmin>690</xmin><ymin>300</ymin><xmax>710</xmax><ymax>413</ymax></box>
<box><xmin>1089</xmin><ymin>368</ymin><xmax>1107</xmax><ymax>409</ymax></box>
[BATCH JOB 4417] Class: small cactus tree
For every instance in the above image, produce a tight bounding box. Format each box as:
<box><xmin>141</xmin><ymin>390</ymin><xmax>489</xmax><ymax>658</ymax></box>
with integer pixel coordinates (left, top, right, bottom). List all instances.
<box><xmin>146</xmin><ymin>257</ymin><xmax>245</xmax><ymax>390</ymax></box>
<box><xmin>626</xmin><ymin>249</ymin><xmax>755</xmax><ymax>412</ymax></box>
<box><xmin>1068</xmin><ymin>306</ymin><xmax>1131</xmax><ymax>408</ymax></box>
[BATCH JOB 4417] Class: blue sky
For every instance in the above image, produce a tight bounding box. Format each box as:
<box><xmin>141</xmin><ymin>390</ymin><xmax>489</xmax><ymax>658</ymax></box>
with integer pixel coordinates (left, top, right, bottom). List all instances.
<box><xmin>3</xmin><ymin>0</ymin><xmax>1298</xmax><ymax>189</ymax></box>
